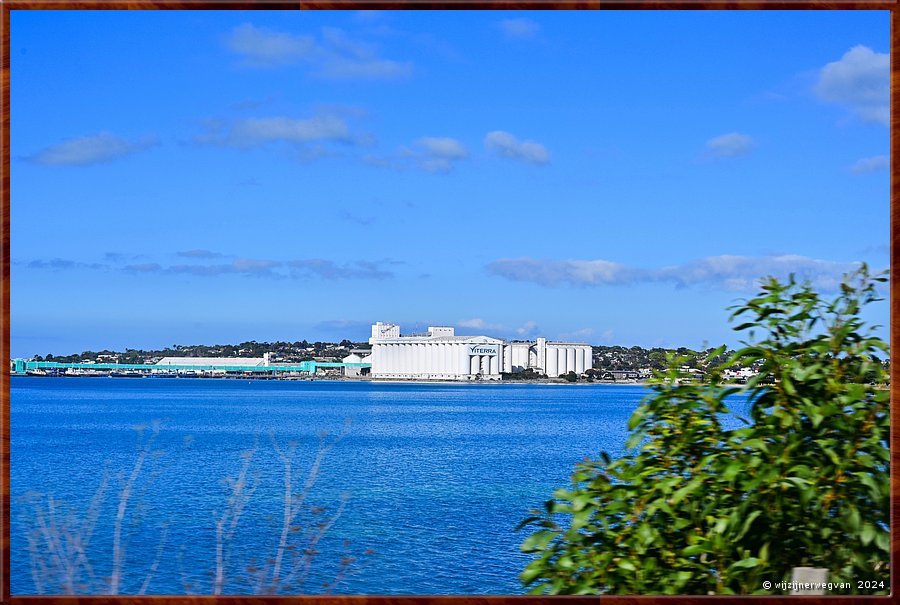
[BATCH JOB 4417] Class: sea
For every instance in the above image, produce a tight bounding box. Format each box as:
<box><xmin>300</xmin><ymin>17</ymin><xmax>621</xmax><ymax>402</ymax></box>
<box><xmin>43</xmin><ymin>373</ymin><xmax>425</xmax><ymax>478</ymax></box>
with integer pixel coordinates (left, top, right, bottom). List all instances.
<box><xmin>9</xmin><ymin>376</ymin><xmax>750</xmax><ymax>595</ymax></box>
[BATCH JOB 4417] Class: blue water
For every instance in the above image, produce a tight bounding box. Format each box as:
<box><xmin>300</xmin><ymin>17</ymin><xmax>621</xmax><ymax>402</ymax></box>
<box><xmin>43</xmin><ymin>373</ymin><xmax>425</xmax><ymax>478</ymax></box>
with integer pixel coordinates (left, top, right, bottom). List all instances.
<box><xmin>10</xmin><ymin>377</ymin><xmax>746</xmax><ymax>595</ymax></box>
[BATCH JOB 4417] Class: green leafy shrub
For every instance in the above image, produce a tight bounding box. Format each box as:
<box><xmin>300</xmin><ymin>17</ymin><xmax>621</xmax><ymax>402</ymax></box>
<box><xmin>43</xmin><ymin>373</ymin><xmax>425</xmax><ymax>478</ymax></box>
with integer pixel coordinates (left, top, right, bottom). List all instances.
<box><xmin>519</xmin><ymin>266</ymin><xmax>889</xmax><ymax>595</ymax></box>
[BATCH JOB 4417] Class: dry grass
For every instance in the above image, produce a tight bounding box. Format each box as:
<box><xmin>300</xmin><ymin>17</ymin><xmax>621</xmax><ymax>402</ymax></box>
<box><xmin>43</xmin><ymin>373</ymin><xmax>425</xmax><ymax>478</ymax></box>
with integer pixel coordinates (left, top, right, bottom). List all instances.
<box><xmin>19</xmin><ymin>419</ymin><xmax>368</xmax><ymax>595</ymax></box>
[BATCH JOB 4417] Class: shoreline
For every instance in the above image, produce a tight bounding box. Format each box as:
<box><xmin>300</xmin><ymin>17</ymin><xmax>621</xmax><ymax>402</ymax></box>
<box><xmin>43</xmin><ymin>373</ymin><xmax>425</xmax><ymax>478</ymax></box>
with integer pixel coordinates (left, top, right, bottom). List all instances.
<box><xmin>11</xmin><ymin>373</ymin><xmax>650</xmax><ymax>387</ymax></box>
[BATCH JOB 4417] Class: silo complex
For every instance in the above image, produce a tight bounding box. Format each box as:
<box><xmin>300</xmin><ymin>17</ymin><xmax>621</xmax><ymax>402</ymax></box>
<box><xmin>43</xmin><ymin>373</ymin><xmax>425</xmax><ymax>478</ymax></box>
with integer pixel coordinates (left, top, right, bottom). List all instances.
<box><xmin>367</xmin><ymin>322</ymin><xmax>592</xmax><ymax>381</ymax></box>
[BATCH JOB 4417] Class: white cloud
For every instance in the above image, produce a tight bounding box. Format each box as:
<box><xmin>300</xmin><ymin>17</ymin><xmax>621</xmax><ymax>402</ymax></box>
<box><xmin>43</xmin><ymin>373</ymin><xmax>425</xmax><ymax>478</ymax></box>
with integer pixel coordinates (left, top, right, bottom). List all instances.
<box><xmin>487</xmin><ymin>254</ymin><xmax>865</xmax><ymax>293</ymax></box>
<box><xmin>417</xmin><ymin>137</ymin><xmax>468</xmax><ymax>160</ymax></box>
<box><xmin>231</xmin><ymin>115</ymin><xmax>350</xmax><ymax>145</ymax></box>
<box><xmin>656</xmin><ymin>255</ymin><xmax>859</xmax><ymax>292</ymax></box>
<box><xmin>225</xmin><ymin>23</ymin><xmax>412</xmax><ymax>81</ymax></box>
<box><xmin>226</xmin><ymin>23</ymin><xmax>317</xmax><ymax>67</ymax></box>
<box><xmin>367</xmin><ymin>136</ymin><xmax>468</xmax><ymax>173</ymax></box>
<box><xmin>27</xmin><ymin>132</ymin><xmax>158</xmax><ymax>166</ymax></box>
<box><xmin>287</xmin><ymin>259</ymin><xmax>394</xmax><ymax>280</ymax></box>
<box><xmin>849</xmin><ymin>155</ymin><xmax>889</xmax><ymax>174</ymax></box>
<box><xmin>814</xmin><ymin>45</ymin><xmax>889</xmax><ymax>126</ymax></box>
<box><xmin>456</xmin><ymin>318</ymin><xmax>539</xmax><ymax>337</ymax></box>
<box><xmin>28</xmin><ymin>252</ymin><xmax>397</xmax><ymax>281</ymax></box>
<box><xmin>515</xmin><ymin>321</ymin><xmax>540</xmax><ymax>337</ymax></box>
<box><xmin>484</xmin><ymin>131</ymin><xmax>550</xmax><ymax>165</ymax></box>
<box><xmin>486</xmin><ymin>258</ymin><xmax>635</xmax><ymax>286</ymax></box>
<box><xmin>705</xmin><ymin>132</ymin><xmax>754</xmax><ymax>159</ymax></box>
<box><xmin>458</xmin><ymin>318</ymin><xmax>506</xmax><ymax>332</ymax></box>
<box><xmin>498</xmin><ymin>18</ymin><xmax>540</xmax><ymax>39</ymax></box>
<box><xmin>194</xmin><ymin>111</ymin><xmax>373</xmax><ymax>152</ymax></box>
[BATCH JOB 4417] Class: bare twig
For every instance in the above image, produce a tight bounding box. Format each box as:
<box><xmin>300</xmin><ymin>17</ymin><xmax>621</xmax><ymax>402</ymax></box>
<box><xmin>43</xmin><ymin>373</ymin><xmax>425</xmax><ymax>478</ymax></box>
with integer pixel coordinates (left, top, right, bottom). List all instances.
<box><xmin>214</xmin><ymin>444</ymin><xmax>258</xmax><ymax>595</ymax></box>
<box><xmin>110</xmin><ymin>423</ymin><xmax>160</xmax><ymax>594</ymax></box>
<box><xmin>266</xmin><ymin>421</ymin><xmax>351</xmax><ymax>593</ymax></box>
<box><xmin>282</xmin><ymin>493</ymin><xmax>350</xmax><ymax>591</ymax></box>
<box><xmin>138</xmin><ymin>523</ymin><xmax>170</xmax><ymax>595</ymax></box>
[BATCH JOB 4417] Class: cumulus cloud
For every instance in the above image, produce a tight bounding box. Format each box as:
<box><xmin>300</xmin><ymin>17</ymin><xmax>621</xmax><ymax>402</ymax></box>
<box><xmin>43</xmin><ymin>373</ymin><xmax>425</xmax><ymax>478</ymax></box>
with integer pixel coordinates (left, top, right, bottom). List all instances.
<box><xmin>458</xmin><ymin>318</ymin><xmax>504</xmax><ymax>331</ymax></box>
<box><xmin>487</xmin><ymin>258</ymin><xmax>636</xmax><ymax>287</ymax></box>
<box><xmin>226</xmin><ymin>23</ymin><xmax>317</xmax><ymax>67</ymax></box>
<box><xmin>454</xmin><ymin>318</ymin><xmax>540</xmax><ymax>338</ymax></box>
<box><xmin>366</xmin><ymin>136</ymin><xmax>468</xmax><ymax>173</ymax></box>
<box><xmin>849</xmin><ymin>155</ymin><xmax>889</xmax><ymax>174</ymax></box>
<box><xmin>815</xmin><ymin>45</ymin><xmax>889</xmax><ymax>126</ymax></box>
<box><xmin>498</xmin><ymin>18</ymin><xmax>540</xmax><ymax>39</ymax></box>
<box><xmin>705</xmin><ymin>132</ymin><xmax>754</xmax><ymax>159</ymax></box>
<box><xmin>484</xmin><ymin>131</ymin><xmax>550</xmax><ymax>165</ymax></box>
<box><xmin>25</xmin><ymin>253</ymin><xmax>396</xmax><ymax>281</ymax></box>
<box><xmin>414</xmin><ymin>137</ymin><xmax>468</xmax><ymax>172</ymax></box>
<box><xmin>225</xmin><ymin>23</ymin><xmax>412</xmax><ymax>80</ymax></box>
<box><xmin>418</xmin><ymin>137</ymin><xmax>468</xmax><ymax>160</ymax></box>
<box><xmin>287</xmin><ymin>259</ymin><xmax>394</xmax><ymax>279</ymax></box>
<box><xmin>26</xmin><ymin>258</ymin><xmax>106</xmax><ymax>270</ymax></box>
<box><xmin>515</xmin><ymin>321</ymin><xmax>540</xmax><ymax>336</ymax></box>
<box><xmin>487</xmin><ymin>254</ymin><xmax>865</xmax><ymax>293</ymax></box>
<box><xmin>168</xmin><ymin>258</ymin><xmax>283</xmax><ymax>278</ymax></box>
<box><xmin>195</xmin><ymin>113</ymin><xmax>358</xmax><ymax>149</ymax></box>
<box><xmin>26</xmin><ymin>132</ymin><xmax>158</xmax><ymax>166</ymax></box>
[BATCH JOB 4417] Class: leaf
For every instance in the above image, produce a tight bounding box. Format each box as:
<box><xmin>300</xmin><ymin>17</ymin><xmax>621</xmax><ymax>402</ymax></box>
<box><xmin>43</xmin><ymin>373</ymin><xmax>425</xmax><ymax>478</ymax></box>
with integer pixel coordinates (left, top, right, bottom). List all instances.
<box><xmin>521</xmin><ymin>530</ymin><xmax>556</xmax><ymax>552</ymax></box>
<box><xmin>847</xmin><ymin>507</ymin><xmax>861</xmax><ymax>533</ymax></box>
<box><xmin>520</xmin><ymin>564</ymin><xmax>545</xmax><ymax>585</ymax></box>
<box><xmin>729</xmin><ymin>557</ymin><xmax>761</xmax><ymax>570</ymax></box>
<box><xmin>617</xmin><ymin>559</ymin><xmax>637</xmax><ymax>572</ymax></box>
<box><xmin>735</xmin><ymin>510</ymin><xmax>762</xmax><ymax>541</ymax></box>
<box><xmin>860</xmin><ymin>523</ymin><xmax>876</xmax><ymax>546</ymax></box>
<box><xmin>671</xmin><ymin>476</ymin><xmax>704</xmax><ymax>505</ymax></box>
<box><xmin>682</xmin><ymin>544</ymin><xmax>707</xmax><ymax>557</ymax></box>
<box><xmin>855</xmin><ymin>472</ymin><xmax>885</xmax><ymax>501</ymax></box>
<box><xmin>875</xmin><ymin>531</ymin><xmax>889</xmax><ymax>553</ymax></box>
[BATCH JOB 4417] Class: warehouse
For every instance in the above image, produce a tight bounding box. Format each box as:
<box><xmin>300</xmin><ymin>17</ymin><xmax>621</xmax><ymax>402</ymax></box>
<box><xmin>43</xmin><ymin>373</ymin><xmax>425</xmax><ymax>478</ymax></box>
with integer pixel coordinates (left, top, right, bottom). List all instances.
<box><xmin>367</xmin><ymin>322</ymin><xmax>591</xmax><ymax>381</ymax></box>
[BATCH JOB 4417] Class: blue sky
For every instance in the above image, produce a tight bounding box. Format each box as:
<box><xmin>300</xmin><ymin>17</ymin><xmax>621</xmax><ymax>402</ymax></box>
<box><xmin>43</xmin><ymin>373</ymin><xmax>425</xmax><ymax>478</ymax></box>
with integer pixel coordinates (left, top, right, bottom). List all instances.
<box><xmin>10</xmin><ymin>10</ymin><xmax>890</xmax><ymax>357</ymax></box>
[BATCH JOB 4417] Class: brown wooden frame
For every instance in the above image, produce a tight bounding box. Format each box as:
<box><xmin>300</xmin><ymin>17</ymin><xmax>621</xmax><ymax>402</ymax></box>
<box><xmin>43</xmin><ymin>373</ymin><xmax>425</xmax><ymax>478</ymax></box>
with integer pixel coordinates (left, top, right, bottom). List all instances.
<box><xmin>1</xmin><ymin>1</ymin><xmax>896</xmax><ymax>602</ymax></box>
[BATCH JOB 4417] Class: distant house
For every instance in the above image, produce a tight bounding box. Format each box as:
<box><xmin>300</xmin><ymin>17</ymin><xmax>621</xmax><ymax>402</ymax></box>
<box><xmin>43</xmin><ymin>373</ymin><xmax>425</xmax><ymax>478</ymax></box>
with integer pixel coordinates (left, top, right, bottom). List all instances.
<box><xmin>610</xmin><ymin>369</ymin><xmax>641</xmax><ymax>381</ymax></box>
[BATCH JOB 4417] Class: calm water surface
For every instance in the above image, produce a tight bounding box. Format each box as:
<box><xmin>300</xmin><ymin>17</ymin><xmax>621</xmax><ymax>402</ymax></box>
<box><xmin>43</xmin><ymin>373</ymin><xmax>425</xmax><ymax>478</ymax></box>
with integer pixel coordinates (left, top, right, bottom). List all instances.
<box><xmin>12</xmin><ymin>377</ymin><xmax>735</xmax><ymax>595</ymax></box>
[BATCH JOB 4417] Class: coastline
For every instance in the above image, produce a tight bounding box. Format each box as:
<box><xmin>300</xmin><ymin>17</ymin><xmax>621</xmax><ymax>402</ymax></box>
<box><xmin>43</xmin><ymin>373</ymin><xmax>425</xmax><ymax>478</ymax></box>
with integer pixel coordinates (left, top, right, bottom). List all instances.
<box><xmin>11</xmin><ymin>373</ymin><xmax>650</xmax><ymax>387</ymax></box>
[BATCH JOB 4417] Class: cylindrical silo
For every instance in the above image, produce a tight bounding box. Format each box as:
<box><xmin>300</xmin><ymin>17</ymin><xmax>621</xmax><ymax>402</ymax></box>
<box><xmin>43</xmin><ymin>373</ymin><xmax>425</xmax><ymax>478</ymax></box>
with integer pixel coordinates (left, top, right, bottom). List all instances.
<box><xmin>546</xmin><ymin>347</ymin><xmax>558</xmax><ymax>377</ymax></box>
<box><xmin>566</xmin><ymin>347</ymin><xmax>575</xmax><ymax>374</ymax></box>
<box><xmin>575</xmin><ymin>347</ymin><xmax>585</xmax><ymax>374</ymax></box>
<box><xmin>470</xmin><ymin>354</ymin><xmax>479</xmax><ymax>376</ymax></box>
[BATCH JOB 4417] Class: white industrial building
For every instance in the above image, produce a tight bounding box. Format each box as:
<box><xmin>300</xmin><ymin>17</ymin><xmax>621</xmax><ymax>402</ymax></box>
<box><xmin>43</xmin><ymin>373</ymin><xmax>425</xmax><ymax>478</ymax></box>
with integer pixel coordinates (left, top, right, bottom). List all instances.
<box><xmin>155</xmin><ymin>353</ymin><xmax>273</xmax><ymax>367</ymax></box>
<box><xmin>365</xmin><ymin>322</ymin><xmax>592</xmax><ymax>381</ymax></box>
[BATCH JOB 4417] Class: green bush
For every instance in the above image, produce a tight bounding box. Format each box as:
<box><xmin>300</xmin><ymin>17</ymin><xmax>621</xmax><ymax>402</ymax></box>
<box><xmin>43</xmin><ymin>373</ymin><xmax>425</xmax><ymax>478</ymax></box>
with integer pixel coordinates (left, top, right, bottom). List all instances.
<box><xmin>519</xmin><ymin>266</ymin><xmax>889</xmax><ymax>595</ymax></box>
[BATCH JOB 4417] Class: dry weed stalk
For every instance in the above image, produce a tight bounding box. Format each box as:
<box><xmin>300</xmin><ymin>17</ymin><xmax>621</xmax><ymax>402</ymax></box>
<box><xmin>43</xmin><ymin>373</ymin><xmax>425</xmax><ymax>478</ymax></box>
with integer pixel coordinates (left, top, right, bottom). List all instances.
<box><xmin>109</xmin><ymin>421</ymin><xmax>161</xmax><ymax>594</ymax></box>
<box><xmin>22</xmin><ymin>420</ymin><xmax>366</xmax><ymax>595</ymax></box>
<box><xmin>261</xmin><ymin>419</ymin><xmax>353</xmax><ymax>593</ymax></box>
<box><xmin>214</xmin><ymin>441</ymin><xmax>259</xmax><ymax>595</ymax></box>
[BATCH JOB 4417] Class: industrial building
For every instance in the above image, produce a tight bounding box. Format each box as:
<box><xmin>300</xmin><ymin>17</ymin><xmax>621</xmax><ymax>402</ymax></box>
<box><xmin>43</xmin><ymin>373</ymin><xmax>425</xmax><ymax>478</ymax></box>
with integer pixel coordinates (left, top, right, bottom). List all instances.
<box><xmin>365</xmin><ymin>322</ymin><xmax>591</xmax><ymax>381</ymax></box>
